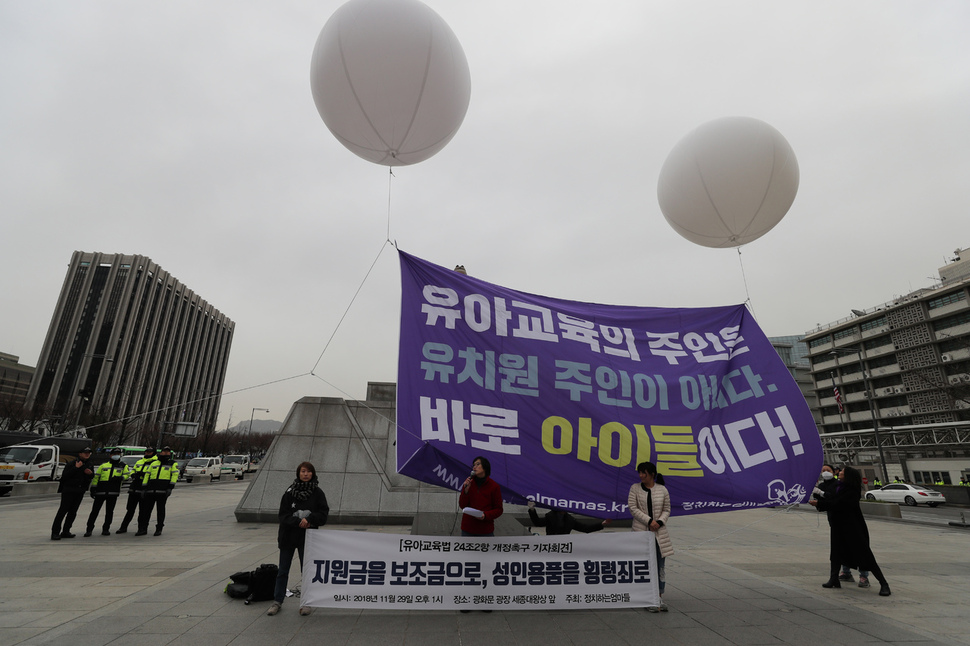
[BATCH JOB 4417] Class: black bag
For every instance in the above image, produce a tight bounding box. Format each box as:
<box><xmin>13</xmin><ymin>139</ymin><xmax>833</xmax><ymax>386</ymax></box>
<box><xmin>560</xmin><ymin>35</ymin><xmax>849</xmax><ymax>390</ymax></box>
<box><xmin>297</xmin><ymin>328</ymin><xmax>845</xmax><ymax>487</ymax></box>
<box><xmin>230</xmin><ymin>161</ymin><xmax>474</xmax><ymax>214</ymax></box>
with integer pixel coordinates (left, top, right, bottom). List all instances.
<box><xmin>244</xmin><ymin>563</ymin><xmax>278</xmax><ymax>604</ymax></box>
<box><xmin>229</xmin><ymin>570</ymin><xmax>252</xmax><ymax>585</ymax></box>
<box><xmin>226</xmin><ymin>583</ymin><xmax>249</xmax><ymax>599</ymax></box>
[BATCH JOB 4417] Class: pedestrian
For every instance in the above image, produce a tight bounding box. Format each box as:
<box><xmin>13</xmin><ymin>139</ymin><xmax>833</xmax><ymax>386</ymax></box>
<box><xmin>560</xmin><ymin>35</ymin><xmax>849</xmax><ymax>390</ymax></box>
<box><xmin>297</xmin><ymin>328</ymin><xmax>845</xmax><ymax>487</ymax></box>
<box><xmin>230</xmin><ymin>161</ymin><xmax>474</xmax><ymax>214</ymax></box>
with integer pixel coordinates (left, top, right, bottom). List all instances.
<box><xmin>84</xmin><ymin>448</ymin><xmax>130</xmax><ymax>536</ymax></box>
<box><xmin>267</xmin><ymin>461</ymin><xmax>329</xmax><ymax>617</ymax></box>
<box><xmin>136</xmin><ymin>446</ymin><xmax>179</xmax><ymax>536</ymax></box>
<box><xmin>117</xmin><ymin>447</ymin><xmax>158</xmax><ymax>534</ymax></box>
<box><xmin>810</xmin><ymin>466</ymin><xmax>891</xmax><ymax>596</ymax></box>
<box><xmin>527</xmin><ymin>500</ymin><xmax>611</xmax><ymax>535</ymax></box>
<box><xmin>813</xmin><ymin>465</ymin><xmax>871</xmax><ymax>588</ymax></box>
<box><xmin>51</xmin><ymin>447</ymin><xmax>95</xmax><ymax>540</ymax></box>
<box><xmin>628</xmin><ymin>461</ymin><xmax>673</xmax><ymax>613</ymax></box>
<box><xmin>457</xmin><ymin>455</ymin><xmax>503</xmax><ymax>613</ymax></box>
<box><xmin>458</xmin><ymin>456</ymin><xmax>503</xmax><ymax>537</ymax></box>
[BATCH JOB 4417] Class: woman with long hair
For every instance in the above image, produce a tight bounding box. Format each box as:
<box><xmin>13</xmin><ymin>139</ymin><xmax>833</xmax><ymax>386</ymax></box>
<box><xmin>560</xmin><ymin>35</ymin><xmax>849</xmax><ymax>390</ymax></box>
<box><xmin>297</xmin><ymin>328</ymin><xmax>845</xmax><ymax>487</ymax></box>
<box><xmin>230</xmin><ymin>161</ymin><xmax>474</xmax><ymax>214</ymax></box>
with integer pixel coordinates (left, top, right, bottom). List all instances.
<box><xmin>267</xmin><ymin>461</ymin><xmax>330</xmax><ymax>616</ymax></box>
<box><xmin>810</xmin><ymin>465</ymin><xmax>891</xmax><ymax>596</ymax></box>
<box><xmin>628</xmin><ymin>461</ymin><xmax>673</xmax><ymax>612</ymax></box>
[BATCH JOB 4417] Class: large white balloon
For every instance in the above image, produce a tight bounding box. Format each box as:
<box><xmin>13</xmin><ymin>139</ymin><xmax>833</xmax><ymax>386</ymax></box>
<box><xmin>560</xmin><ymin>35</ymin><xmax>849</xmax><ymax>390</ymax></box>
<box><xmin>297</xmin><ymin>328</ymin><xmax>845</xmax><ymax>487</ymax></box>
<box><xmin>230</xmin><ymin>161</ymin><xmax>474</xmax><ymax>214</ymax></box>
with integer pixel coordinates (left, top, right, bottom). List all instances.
<box><xmin>657</xmin><ymin>117</ymin><xmax>799</xmax><ymax>248</ymax></box>
<box><xmin>310</xmin><ymin>0</ymin><xmax>471</xmax><ymax>166</ymax></box>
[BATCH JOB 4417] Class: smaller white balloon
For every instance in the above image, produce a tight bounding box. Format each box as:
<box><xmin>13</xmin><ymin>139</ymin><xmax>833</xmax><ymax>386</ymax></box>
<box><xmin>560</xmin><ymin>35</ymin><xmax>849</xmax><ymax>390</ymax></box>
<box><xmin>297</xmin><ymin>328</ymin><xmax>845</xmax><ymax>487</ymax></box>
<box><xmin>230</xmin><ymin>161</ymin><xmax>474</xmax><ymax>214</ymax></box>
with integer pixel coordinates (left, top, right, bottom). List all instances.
<box><xmin>657</xmin><ymin>117</ymin><xmax>799</xmax><ymax>248</ymax></box>
<box><xmin>310</xmin><ymin>0</ymin><xmax>471</xmax><ymax>166</ymax></box>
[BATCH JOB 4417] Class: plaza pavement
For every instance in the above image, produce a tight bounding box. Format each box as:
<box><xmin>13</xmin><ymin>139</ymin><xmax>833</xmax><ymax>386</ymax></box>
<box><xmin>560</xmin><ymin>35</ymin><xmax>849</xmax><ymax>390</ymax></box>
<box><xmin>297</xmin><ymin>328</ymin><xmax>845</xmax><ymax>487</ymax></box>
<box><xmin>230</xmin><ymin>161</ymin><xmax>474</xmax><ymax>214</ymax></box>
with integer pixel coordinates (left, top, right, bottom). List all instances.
<box><xmin>1</xmin><ymin>479</ymin><xmax>968</xmax><ymax>646</ymax></box>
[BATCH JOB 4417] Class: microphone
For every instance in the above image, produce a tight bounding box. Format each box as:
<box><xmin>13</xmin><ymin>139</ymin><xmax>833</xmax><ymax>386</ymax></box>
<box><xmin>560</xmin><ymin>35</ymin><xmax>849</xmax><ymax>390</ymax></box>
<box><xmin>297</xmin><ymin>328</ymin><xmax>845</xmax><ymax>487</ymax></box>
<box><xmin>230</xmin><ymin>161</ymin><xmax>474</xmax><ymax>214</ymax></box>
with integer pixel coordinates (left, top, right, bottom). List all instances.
<box><xmin>470</xmin><ymin>469</ymin><xmax>476</xmax><ymax>477</ymax></box>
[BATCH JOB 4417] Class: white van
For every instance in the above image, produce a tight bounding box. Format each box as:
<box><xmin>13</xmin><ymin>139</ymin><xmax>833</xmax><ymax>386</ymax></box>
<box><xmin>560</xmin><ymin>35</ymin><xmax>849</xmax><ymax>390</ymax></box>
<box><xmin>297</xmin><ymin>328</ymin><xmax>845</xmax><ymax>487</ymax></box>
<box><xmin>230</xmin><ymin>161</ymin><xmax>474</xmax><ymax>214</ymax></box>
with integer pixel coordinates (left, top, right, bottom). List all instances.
<box><xmin>182</xmin><ymin>457</ymin><xmax>222</xmax><ymax>482</ymax></box>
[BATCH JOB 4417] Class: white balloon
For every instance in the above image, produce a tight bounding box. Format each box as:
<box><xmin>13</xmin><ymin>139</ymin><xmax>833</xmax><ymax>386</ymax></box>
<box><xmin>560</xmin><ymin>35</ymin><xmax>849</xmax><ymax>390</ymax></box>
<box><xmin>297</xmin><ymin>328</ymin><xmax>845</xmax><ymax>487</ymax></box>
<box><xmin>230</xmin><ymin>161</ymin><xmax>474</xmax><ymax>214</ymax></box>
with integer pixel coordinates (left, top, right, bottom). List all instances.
<box><xmin>310</xmin><ymin>0</ymin><xmax>471</xmax><ymax>166</ymax></box>
<box><xmin>657</xmin><ymin>117</ymin><xmax>799</xmax><ymax>248</ymax></box>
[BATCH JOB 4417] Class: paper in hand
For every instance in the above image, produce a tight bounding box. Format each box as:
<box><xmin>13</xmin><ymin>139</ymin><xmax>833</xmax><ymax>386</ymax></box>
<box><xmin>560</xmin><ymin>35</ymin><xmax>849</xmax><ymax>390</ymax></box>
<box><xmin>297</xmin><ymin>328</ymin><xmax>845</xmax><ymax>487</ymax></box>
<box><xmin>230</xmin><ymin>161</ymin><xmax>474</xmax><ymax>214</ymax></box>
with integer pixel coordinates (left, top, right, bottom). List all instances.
<box><xmin>462</xmin><ymin>507</ymin><xmax>485</xmax><ymax>519</ymax></box>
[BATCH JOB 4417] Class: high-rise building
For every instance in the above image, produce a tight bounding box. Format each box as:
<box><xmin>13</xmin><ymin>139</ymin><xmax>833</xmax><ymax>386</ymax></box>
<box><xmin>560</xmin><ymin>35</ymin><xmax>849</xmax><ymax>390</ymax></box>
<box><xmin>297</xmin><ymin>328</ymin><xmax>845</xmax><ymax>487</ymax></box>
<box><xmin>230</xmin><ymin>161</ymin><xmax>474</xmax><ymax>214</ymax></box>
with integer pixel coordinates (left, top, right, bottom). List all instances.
<box><xmin>0</xmin><ymin>352</ymin><xmax>35</xmax><ymax>419</ymax></box>
<box><xmin>804</xmin><ymin>249</ymin><xmax>970</xmax><ymax>436</ymax></box>
<box><xmin>25</xmin><ymin>252</ymin><xmax>234</xmax><ymax>444</ymax></box>
<box><xmin>768</xmin><ymin>336</ymin><xmax>820</xmax><ymax>426</ymax></box>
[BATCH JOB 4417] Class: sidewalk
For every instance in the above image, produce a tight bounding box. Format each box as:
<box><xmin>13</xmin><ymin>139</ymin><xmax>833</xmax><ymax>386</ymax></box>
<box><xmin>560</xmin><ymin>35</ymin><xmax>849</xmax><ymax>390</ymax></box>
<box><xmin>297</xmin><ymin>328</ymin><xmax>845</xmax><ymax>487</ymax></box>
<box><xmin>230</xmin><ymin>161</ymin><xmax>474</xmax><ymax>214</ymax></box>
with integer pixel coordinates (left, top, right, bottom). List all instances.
<box><xmin>1</xmin><ymin>480</ymin><xmax>967</xmax><ymax>646</ymax></box>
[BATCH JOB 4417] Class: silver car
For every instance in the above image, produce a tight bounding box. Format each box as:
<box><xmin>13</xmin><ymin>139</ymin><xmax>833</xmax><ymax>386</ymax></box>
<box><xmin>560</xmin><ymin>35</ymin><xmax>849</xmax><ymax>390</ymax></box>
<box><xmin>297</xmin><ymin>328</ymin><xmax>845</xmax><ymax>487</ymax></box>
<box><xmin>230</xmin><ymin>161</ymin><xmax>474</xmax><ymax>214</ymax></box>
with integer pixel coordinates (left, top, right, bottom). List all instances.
<box><xmin>866</xmin><ymin>483</ymin><xmax>946</xmax><ymax>507</ymax></box>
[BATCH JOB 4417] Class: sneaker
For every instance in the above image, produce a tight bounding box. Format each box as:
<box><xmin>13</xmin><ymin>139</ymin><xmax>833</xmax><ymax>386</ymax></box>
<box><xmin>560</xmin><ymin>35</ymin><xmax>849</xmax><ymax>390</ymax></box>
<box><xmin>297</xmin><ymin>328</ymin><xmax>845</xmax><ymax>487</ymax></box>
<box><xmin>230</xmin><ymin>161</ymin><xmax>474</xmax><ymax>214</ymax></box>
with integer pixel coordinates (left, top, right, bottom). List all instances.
<box><xmin>646</xmin><ymin>606</ymin><xmax>660</xmax><ymax>613</ymax></box>
<box><xmin>838</xmin><ymin>572</ymin><xmax>855</xmax><ymax>582</ymax></box>
<box><xmin>299</xmin><ymin>606</ymin><xmax>311</xmax><ymax>616</ymax></box>
<box><xmin>858</xmin><ymin>577</ymin><xmax>870</xmax><ymax>588</ymax></box>
<box><xmin>267</xmin><ymin>603</ymin><xmax>281</xmax><ymax>616</ymax></box>
<box><xmin>659</xmin><ymin>602</ymin><xmax>669</xmax><ymax>612</ymax></box>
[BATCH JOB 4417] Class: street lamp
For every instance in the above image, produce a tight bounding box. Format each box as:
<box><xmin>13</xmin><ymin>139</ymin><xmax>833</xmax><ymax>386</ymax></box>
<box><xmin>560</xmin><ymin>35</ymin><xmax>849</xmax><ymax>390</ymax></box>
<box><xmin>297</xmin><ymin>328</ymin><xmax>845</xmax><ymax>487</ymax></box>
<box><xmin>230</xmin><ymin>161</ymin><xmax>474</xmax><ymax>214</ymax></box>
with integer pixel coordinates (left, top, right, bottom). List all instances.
<box><xmin>248</xmin><ymin>407</ymin><xmax>269</xmax><ymax>456</ymax></box>
<box><xmin>830</xmin><ymin>348</ymin><xmax>890</xmax><ymax>483</ymax></box>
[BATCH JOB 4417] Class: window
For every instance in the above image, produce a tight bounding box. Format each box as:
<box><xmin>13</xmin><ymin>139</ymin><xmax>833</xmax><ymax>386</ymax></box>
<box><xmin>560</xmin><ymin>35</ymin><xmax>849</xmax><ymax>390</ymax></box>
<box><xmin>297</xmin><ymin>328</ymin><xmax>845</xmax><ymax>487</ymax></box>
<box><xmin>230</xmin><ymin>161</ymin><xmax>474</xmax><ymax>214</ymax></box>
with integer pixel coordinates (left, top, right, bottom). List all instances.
<box><xmin>809</xmin><ymin>335</ymin><xmax>832</xmax><ymax>349</ymax></box>
<box><xmin>934</xmin><ymin>311</ymin><xmax>970</xmax><ymax>332</ymax></box>
<box><xmin>861</xmin><ymin>316</ymin><xmax>887</xmax><ymax>332</ymax></box>
<box><xmin>834</xmin><ymin>328</ymin><xmax>856</xmax><ymax>340</ymax></box>
<box><xmin>928</xmin><ymin>290</ymin><xmax>966</xmax><ymax>310</ymax></box>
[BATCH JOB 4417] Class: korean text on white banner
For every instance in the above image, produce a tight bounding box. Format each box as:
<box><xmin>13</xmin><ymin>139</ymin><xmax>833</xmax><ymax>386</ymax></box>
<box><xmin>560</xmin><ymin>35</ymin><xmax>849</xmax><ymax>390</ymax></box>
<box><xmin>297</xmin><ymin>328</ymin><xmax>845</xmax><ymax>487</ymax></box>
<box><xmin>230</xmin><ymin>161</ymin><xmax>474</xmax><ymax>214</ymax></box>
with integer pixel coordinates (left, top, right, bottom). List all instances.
<box><xmin>301</xmin><ymin>529</ymin><xmax>660</xmax><ymax>611</ymax></box>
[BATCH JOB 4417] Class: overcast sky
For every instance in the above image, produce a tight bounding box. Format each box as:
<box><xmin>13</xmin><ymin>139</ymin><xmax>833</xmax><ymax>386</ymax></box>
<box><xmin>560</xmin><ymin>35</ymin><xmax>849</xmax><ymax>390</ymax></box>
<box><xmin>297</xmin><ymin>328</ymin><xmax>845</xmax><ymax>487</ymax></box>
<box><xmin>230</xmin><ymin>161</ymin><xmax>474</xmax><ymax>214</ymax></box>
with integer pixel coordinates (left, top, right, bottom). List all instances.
<box><xmin>2</xmin><ymin>1</ymin><xmax>968</xmax><ymax>430</ymax></box>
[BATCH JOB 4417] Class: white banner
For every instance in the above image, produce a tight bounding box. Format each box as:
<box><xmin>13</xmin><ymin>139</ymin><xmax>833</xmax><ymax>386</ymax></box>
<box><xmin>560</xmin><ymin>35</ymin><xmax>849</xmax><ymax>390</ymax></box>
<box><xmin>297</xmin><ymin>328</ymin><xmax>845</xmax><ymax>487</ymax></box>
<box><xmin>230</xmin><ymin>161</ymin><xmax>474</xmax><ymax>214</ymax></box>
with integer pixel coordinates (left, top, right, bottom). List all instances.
<box><xmin>301</xmin><ymin>530</ymin><xmax>660</xmax><ymax>611</ymax></box>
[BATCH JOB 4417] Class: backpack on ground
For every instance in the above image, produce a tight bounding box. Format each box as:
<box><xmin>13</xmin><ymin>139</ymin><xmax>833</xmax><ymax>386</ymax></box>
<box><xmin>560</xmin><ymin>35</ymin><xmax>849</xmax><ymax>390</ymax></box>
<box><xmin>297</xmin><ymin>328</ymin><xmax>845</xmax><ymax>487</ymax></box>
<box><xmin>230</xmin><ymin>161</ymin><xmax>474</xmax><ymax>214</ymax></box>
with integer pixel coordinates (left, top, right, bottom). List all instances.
<box><xmin>244</xmin><ymin>563</ymin><xmax>279</xmax><ymax>604</ymax></box>
<box><xmin>226</xmin><ymin>583</ymin><xmax>250</xmax><ymax>599</ymax></box>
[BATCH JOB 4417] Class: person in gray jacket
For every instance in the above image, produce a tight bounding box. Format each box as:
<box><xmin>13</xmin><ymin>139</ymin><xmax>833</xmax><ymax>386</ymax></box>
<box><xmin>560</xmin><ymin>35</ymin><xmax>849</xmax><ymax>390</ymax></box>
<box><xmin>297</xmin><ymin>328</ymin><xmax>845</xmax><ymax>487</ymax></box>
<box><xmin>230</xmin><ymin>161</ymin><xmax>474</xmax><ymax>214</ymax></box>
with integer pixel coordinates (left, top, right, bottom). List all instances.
<box><xmin>628</xmin><ymin>461</ymin><xmax>673</xmax><ymax>613</ymax></box>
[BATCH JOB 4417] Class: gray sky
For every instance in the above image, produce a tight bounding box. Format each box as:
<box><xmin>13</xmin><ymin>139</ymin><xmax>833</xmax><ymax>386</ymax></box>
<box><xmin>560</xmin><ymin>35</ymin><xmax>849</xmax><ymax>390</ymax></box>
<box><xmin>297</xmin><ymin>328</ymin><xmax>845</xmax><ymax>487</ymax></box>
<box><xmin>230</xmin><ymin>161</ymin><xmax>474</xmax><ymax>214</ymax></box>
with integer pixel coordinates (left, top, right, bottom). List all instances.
<box><xmin>2</xmin><ymin>1</ymin><xmax>968</xmax><ymax>430</ymax></box>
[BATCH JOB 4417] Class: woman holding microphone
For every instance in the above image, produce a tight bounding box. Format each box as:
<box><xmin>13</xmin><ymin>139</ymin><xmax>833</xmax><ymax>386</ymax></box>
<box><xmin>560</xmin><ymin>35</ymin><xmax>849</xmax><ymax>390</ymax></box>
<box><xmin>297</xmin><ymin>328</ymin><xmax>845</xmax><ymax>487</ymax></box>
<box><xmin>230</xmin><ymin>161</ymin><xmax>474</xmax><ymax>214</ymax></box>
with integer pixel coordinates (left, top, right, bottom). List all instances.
<box><xmin>458</xmin><ymin>456</ymin><xmax>503</xmax><ymax>537</ymax></box>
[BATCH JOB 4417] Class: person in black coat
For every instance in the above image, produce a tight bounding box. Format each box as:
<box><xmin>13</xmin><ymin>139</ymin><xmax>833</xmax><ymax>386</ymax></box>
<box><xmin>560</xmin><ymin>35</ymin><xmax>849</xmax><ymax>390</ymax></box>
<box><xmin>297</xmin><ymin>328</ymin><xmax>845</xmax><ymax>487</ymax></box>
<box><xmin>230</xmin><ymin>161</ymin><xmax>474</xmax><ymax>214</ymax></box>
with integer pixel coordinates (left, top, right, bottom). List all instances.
<box><xmin>51</xmin><ymin>447</ymin><xmax>95</xmax><ymax>539</ymax></box>
<box><xmin>810</xmin><ymin>466</ymin><xmax>891</xmax><ymax>596</ymax></box>
<box><xmin>266</xmin><ymin>461</ymin><xmax>329</xmax><ymax>617</ymax></box>
<box><xmin>527</xmin><ymin>500</ymin><xmax>611</xmax><ymax>535</ymax></box>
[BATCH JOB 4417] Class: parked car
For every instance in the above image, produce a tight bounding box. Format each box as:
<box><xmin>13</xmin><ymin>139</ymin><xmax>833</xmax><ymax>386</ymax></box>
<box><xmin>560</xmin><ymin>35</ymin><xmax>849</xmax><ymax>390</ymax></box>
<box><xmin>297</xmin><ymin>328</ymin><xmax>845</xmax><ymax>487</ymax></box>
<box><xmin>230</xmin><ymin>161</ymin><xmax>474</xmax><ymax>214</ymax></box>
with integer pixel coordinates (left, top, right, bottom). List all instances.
<box><xmin>866</xmin><ymin>483</ymin><xmax>946</xmax><ymax>507</ymax></box>
<box><xmin>182</xmin><ymin>457</ymin><xmax>222</xmax><ymax>482</ymax></box>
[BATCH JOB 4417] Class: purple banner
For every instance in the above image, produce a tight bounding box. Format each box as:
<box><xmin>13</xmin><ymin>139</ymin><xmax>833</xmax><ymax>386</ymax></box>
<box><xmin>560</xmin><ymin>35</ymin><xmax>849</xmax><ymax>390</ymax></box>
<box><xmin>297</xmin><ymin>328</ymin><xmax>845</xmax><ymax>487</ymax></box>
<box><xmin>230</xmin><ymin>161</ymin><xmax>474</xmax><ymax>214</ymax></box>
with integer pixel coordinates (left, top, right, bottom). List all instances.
<box><xmin>396</xmin><ymin>251</ymin><xmax>822</xmax><ymax>517</ymax></box>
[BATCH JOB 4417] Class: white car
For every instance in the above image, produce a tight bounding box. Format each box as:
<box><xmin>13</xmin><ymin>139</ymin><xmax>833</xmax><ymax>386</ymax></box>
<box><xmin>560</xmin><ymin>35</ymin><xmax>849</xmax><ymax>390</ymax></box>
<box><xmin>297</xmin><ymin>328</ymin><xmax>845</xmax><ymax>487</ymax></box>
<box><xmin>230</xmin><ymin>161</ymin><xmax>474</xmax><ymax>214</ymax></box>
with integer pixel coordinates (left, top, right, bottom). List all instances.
<box><xmin>182</xmin><ymin>457</ymin><xmax>223</xmax><ymax>482</ymax></box>
<box><xmin>866</xmin><ymin>483</ymin><xmax>946</xmax><ymax>507</ymax></box>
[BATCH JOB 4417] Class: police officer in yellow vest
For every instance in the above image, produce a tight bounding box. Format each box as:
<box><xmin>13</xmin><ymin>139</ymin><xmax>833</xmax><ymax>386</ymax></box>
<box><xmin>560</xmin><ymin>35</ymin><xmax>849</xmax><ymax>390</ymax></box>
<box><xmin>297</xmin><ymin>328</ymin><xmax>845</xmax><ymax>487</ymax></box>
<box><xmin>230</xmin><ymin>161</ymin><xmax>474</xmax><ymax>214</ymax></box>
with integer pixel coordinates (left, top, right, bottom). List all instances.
<box><xmin>136</xmin><ymin>446</ymin><xmax>179</xmax><ymax>536</ymax></box>
<box><xmin>117</xmin><ymin>447</ymin><xmax>158</xmax><ymax>534</ymax></box>
<box><xmin>85</xmin><ymin>448</ymin><xmax>131</xmax><ymax>536</ymax></box>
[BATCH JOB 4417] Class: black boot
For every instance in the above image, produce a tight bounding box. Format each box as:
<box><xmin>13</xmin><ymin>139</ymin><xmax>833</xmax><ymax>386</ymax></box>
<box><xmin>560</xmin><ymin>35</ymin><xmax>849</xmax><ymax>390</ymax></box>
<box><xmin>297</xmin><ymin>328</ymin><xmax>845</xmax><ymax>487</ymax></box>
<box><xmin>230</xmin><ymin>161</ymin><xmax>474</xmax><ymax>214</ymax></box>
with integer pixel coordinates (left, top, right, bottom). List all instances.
<box><xmin>870</xmin><ymin>563</ymin><xmax>891</xmax><ymax>596</ymax></box>
<box><xmin>822</xmin><ymin>564</ymin><xmax>841</xmax><ymax>588</ymax></box>
<box><xmin>153</xmin><ymin>526</ymin><xmax>163</xmax><ymax>536</ymax></box>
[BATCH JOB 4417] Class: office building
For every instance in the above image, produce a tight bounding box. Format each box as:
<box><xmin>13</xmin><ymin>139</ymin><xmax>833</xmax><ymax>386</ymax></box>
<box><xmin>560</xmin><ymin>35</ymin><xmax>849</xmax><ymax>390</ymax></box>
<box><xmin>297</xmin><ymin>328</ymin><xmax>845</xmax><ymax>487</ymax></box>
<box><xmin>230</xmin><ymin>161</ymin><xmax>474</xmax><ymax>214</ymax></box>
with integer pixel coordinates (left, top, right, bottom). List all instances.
<box><xmin>803</xmin><ymin>249</ymin><xmax>970</xmax><ymax>483</ymax></box>
<box><xmin>0</xmin><ymin>353</ymin><xmax>35</xmax><ymax>424</ymax></box>
<box><xmin>25</xmin><ymin>252</ymin><xmax>234</xmax><ymax>443</ymax></box>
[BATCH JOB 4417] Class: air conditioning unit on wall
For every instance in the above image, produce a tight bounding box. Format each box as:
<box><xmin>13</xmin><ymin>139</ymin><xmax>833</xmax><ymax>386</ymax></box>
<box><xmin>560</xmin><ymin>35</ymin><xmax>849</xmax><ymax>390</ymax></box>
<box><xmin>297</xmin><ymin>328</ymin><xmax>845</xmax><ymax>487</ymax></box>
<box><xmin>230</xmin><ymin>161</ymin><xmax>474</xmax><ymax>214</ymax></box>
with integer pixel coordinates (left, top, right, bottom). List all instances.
<box><xmin>942</xmin><ymin>354</ymin><xmax>953</xmax><ymax>362</ymax></box>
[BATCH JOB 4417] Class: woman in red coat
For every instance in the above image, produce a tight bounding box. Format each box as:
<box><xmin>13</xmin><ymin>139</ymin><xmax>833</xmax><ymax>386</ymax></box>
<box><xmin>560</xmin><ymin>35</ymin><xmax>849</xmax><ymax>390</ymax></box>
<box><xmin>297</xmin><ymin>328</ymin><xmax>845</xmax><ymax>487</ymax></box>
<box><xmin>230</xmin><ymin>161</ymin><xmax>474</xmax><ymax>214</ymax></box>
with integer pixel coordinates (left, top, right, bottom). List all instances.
<box><xmin>458</xmin><ymin>455</ymin><xmax>503</xmax><ymax>537</ymax></box>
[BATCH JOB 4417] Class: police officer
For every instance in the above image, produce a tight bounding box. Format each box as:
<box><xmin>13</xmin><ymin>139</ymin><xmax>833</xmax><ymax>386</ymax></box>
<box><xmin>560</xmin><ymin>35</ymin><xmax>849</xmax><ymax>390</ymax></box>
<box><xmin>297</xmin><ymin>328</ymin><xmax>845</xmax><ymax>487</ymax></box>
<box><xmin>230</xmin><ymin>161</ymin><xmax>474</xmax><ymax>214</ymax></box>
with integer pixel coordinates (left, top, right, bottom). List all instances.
<box><xmin>51</xmin><ymin>447</ymin><xmax>95</xmax><ymax>540</ymax></box>
<box><xmin>116</xmin><ymin>447</ymin><xmax>158</xmax><ymax>534</ymax></box>
<box><xmin>137</xmin><ymin>446</ymin><xmax>179</xmax><ymax>536</ymax></box>
<box><xmin>84</xmin><ymin>448</ymin><xmax>131</xmax><ymax>536</ymax></box>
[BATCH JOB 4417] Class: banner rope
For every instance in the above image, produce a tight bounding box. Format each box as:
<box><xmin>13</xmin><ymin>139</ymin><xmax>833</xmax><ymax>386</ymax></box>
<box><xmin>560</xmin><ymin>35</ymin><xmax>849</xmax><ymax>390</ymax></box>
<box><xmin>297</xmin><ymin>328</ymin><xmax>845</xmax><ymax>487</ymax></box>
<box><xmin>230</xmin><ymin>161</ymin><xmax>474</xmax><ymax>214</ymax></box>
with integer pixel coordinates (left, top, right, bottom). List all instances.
<box><xmin>309</xmin><ymin>240</ymin><xmax>393</xmax><ymax>375</ymax></box>
<box><xmin>737</xmin><ymin>246</ymin><xmax>757</xmax><ymax>320</ymax></box>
